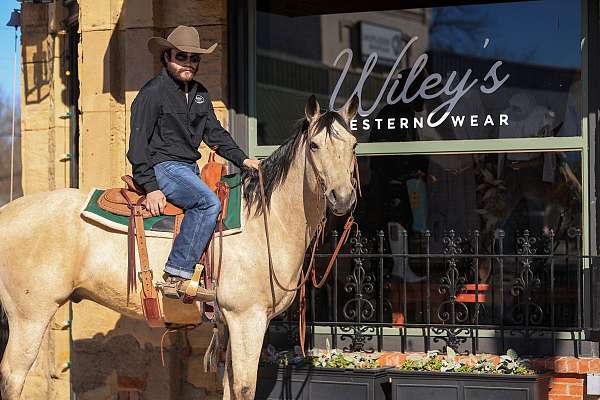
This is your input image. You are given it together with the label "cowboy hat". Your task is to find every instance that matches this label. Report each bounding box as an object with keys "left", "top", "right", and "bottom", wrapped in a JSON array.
[{"left": 147, "top": 25, "right": 218, "bottom": 55}]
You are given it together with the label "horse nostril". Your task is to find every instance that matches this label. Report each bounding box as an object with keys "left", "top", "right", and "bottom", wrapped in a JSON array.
[{"left": 330, "top": 190, "right": 337, "bottom": 202}]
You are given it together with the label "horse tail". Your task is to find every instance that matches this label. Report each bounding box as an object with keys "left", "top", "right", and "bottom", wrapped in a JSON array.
[{"left": 203, "top": 321, "right": 227, "bottom": 373}]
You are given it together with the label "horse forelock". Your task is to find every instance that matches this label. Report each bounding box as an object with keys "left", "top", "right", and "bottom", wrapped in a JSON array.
[
  {"left": 242, "top": 110, "right": 349, "bottom": 215},
  {"left": 312, "top": 111, "right": 349, "bottom": 140}
]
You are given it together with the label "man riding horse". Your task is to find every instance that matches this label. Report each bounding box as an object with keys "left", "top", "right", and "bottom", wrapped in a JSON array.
[{"left": 127, "top": 25, "right": 261, "bottom": 300}]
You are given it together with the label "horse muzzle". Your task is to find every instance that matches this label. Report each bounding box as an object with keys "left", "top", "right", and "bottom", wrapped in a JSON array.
[{"left": 326, "top": 188, "right": 356, "bottom": 216}]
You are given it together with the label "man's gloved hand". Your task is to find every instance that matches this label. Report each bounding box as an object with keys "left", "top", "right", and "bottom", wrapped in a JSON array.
[{"left": 144, "top": 189, "right": 167, "bottom": 216}]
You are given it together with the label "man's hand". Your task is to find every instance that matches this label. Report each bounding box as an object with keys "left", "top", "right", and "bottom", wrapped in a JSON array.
[
  {"left": 243, "top": 158, "right": 261, "bottom": 170},
  {"left": 144, "top": 189, "right": 166, "bottom": 217}
]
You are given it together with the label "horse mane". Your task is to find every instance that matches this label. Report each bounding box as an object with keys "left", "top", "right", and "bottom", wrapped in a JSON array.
[{"left": 242, "top": 111, "right": 349, "bottom": 215}]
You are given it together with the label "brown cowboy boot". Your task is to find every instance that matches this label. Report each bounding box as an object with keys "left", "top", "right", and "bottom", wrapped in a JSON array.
[{"left": 161, "top": 272, "right": 216, "bottom": 302}]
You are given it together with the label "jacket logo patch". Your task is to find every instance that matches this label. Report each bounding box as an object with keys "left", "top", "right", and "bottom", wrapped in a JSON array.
[{"left": 195, "top": 94, "right": 205, "bottom": 104}]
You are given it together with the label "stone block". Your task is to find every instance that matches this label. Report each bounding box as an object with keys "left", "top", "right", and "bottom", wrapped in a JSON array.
[
  {"left": 79, "top": 110, "right": 127, "bottom": 189},
  {"left": 21, "top": 29, "right": 51, "bottom": 64},
  {"left": 186, "top": 354, "right": 219, "bottom": 390},
  {"left": 79, "top": 29, "right": 116, "bottom": 112},
  {"left": 20, "top": 129, "right": 51, "bottom": 194},
  {"left": 79, "top": 0, "right": 120, "bottom": 32},
  {"left": 21, "top": 103, "right": 50, "bottom": 133},
  {"left": 21, "top": 61, "right": 51, "bottom": 112},
  {"left": 109, "top": 108, "right": 129, "bottom": 181},
  {"left": 184, "top": 324, "right": 214, "bottom": 349},
  {"left": 156, "top": 0, "right": 226, "bottom": 28},
  {"left": 194, "top": 25, "right": 227, "bottom": 100},
  {"left": 120, "top": 0, "right": 156, "bottom": 29},
  {"left": 79, "top": 31, "right": 123, "bottom": 112},
  {"left": 21, "top": 3, "right": 49, "bottom": 28},
  {"left": 71, "top": 301, "right": 167, "bottom": 347},
  {"left": 48, "top": 2, "right": 68, "bottom": 34},
  {"left": 123, "top": 28, "right": 158, "bottom": 94}
]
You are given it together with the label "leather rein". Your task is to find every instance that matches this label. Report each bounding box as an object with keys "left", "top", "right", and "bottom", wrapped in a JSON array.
[{"left": 257, "top": 141, "right": 361, "bottom": 353}]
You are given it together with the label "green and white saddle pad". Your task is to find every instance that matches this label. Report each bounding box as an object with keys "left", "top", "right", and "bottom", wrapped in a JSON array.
[{"left": 80, "top": 173, "right": 244, "bottom": 238}]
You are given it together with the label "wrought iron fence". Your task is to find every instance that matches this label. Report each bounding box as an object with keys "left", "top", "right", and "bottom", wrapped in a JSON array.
[{"left": 266, "top": 226, "right": 591, "bottom": 357}]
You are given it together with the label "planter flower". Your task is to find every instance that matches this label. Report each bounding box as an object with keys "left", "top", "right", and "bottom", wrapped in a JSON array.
[
  {"left": 307, "top": 348, "right": 381, "bottom": 369},
  {"left": 397, "top": 348, "right": 535, "bottom": 375},
  {"left": 389, "top": 349, "right": 549, "bottom": 400},
  {"left": 257, "top": 345, "right": 389, "bottom": 400}
]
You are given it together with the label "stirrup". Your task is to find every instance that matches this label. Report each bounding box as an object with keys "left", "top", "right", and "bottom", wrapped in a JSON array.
[
  {"left": 158, "top": 265, "right": 215, "bottom": 303},
  {"left": 158, "top": 276, "right": 185, "bottom": 300},
  {"left": 182, "top": 263, "right": 209, "bottom": 303}
]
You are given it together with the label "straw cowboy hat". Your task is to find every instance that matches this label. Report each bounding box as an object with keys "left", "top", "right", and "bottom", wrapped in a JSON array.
[{"left": 147, "top": 25, "right": 218, "bottom": 55}]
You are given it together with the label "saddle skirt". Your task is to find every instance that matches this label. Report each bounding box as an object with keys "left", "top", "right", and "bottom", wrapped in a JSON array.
[{"left": 97, "top": 176, "right": 184, "bottom": 219}]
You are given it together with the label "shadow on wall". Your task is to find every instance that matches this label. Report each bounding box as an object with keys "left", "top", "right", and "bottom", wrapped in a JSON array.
[
  {"left": 101, "top": 1, "right": 159, "bottom": 105},
  {"left": 70, "top": 311, "right": 216, "bottom": 399},
  {"left": 101, "top": 0, "right": 229, "bottom": 106},
  {"left": 21, "top": 3, "right": 70, "bottom": 108},
  {"left": 21, "top": 42, "right": 51, "bottom": 107}
]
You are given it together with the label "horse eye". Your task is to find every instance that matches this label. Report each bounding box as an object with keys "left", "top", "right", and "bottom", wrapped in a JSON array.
[{"left": 310, "top": 141, "right": 319, "bottom": 151}]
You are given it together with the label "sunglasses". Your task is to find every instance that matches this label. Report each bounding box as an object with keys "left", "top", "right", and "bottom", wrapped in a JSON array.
[{"left": 173, "top": 52, "right": 201, "bottom": 63}]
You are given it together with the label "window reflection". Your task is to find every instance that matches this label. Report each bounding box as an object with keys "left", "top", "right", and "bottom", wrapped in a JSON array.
[
  {"left": 317, "top": 152, "right": 582, "bottom": 328},
  {"left": 257, "top": 0, "right": 582, "bottom": 145},
  {"left": 355, "top": 151, "right": 582, "bottom": 251}
]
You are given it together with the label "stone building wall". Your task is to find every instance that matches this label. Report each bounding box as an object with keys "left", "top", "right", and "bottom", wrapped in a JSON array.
[{"left": 19, "top": 1, "right": 231, "bottom": 398}]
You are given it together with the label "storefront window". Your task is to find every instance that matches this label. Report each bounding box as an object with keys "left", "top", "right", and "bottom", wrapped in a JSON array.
[
  {"left": 313, "top": 151, "right": 582, "bottom": 328},
  {"left": 256, "top": 0, "right": 581, "bottom": 145},
  {"left": 353, "top": 151, "right": 581, "bottom": 251}
]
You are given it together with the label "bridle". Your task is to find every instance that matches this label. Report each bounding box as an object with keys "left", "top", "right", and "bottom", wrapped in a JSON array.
[{"left": 257, "top": 126, "right": 360, "bottom": 353}]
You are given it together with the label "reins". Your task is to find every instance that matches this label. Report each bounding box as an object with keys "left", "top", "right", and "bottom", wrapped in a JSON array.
[{"left": 257, "top": 146, "right": 360, "bottom": 354}]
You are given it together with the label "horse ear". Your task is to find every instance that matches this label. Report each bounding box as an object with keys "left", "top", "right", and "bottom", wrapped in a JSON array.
[
  {"left": 305, "top": 95, "right": 320, "bottom": 123},
  {"left": 341, "top": 95, "right": 359, "bottom": 123}
]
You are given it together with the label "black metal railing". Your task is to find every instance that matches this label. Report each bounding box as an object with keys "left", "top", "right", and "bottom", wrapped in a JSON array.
[{"left": 266, "top": 227, "right": 592, "bottom": 357}]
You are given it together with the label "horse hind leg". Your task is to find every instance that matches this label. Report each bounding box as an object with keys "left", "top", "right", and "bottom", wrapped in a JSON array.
[
  {"left": 222, "top": 339, "right": 233, "bottom": 400},
  {"left": 0, "top": 303, "right": 59, "bottom": 400}
]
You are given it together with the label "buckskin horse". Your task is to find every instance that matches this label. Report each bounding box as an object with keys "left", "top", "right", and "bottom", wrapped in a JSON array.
[{"left": 0, "top": 95, "right": 359, "bottom": 400}]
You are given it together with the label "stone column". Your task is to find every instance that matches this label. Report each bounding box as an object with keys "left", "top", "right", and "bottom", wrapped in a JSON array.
[{"left": 20, "top": 2, "right": 70, "bottom": 194}]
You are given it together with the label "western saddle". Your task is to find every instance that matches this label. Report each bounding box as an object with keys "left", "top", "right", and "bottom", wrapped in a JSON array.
[{"left": 97, "top": 153, "right": 230, "bottom": 327}]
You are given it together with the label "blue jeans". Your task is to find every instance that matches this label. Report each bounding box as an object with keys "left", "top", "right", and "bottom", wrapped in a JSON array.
[{"left": 153, "top": 160, "right": 221, "bottom": 279}]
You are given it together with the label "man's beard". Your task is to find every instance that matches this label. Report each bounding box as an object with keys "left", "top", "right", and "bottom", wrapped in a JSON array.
[{"left": 176, "top": 68, "right": 195, "bottom": 80}]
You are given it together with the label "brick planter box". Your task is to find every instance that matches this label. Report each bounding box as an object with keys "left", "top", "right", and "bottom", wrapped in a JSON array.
[
  {"left": 388, "top": 370, "right": 550, "bottom": 400},
  {"left": 256, "top": 364, "right": 389, "bottom": 400}
]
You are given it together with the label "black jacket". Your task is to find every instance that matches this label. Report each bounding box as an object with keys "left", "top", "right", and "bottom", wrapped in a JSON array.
[{"left": 127, "top": 68, "right": 248, "bottom": 193}]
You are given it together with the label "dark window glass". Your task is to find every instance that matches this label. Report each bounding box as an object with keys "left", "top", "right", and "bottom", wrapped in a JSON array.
[
  {"left": 308, "top": 151, "right": 582, "bottom": 333},
  {"left": 257, "top": 1, "right": 582, "bottom": 145},
  {"left": 353, "top": 152, "right": 581, "bottom": 245}
]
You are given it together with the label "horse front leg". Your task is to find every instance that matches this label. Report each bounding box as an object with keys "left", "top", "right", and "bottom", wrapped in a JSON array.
[{"left": 222, "top": 309, "right": 268, "bottom": 400}]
